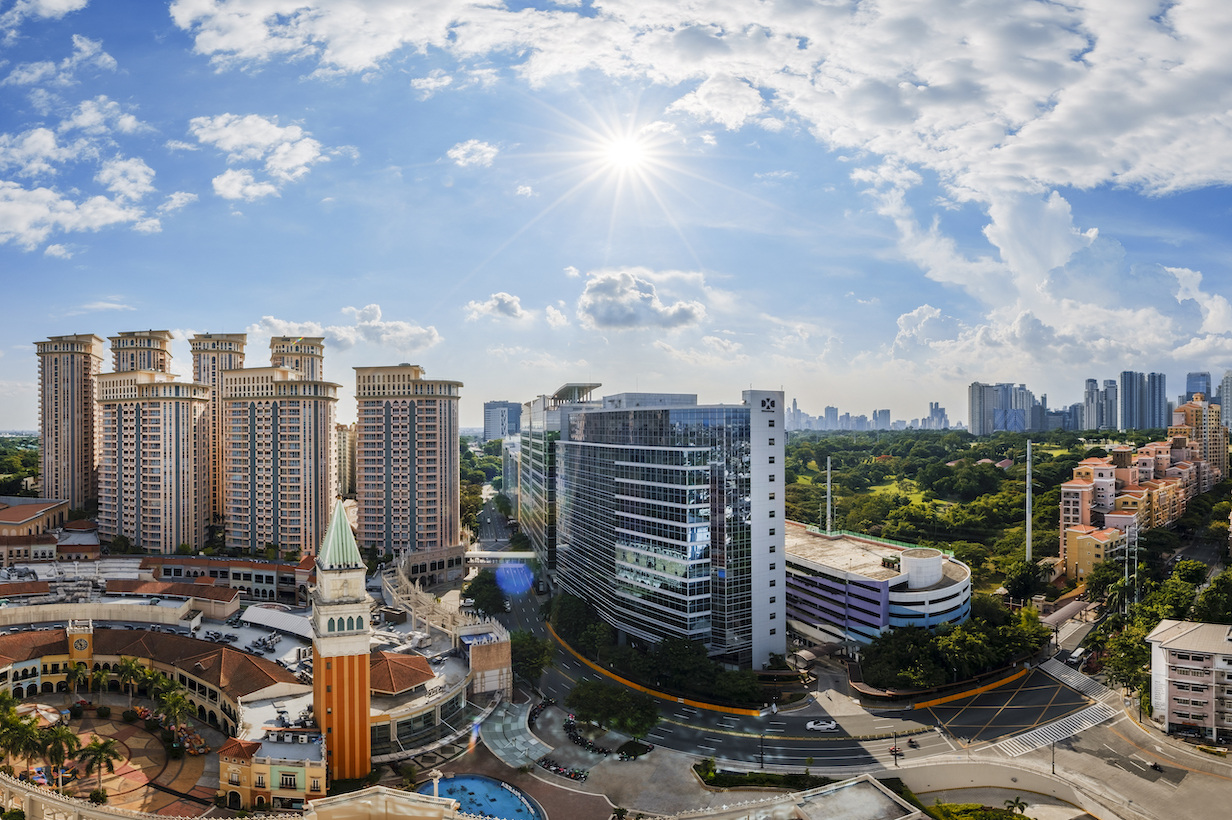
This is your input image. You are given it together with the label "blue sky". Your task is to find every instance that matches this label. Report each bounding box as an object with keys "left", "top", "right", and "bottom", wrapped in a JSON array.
[{"left": 4, "top": 0, "right": 1232, "bottom": 430}]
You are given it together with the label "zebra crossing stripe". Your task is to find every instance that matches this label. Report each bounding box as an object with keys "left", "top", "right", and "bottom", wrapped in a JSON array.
[
  {"left": 996, "top": 703, "right": 1120, "bottom": 757},
  {"left": 1040, "top": 658, "right": 1114, "bottom": 698}
]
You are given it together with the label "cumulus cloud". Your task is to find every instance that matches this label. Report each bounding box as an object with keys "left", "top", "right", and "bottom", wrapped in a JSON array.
[
  {"left": 43, "top": 243, "right": 71, "bottom": 258},
  {"left": 668, "top": 74, "right": 764, "bottom": 130},
  {"left": 247, "top": 304, "right": 441, "bottom": 354},
  {"left": 189, "top": 113, "right": 329, "bottom": 199},
  {"left": 446, "top": 139, "right": 498, "bottom": 168},
  {"left": 654, "top": 335, "right": 748, "bottom": 368},
  {"left": 0, "top": 180, "right": 146, "bottom": 249},
  {"left": 59, "top": 95, "right": 143, "bottom": 135},
  {"left": 157, "top": 191, "right": 198, "bottom": 214},
  {"left": 563, "top": 265, "right": 580, "bottom": 278},
  {"left": 515, "top": 185, "right": 534, "bottom": 197},
  {"left": 465, "top": 292, "right": 531, "bottom": 321},
  {"left": 577, "top": 267, "right": 706, "bottom": 330},
  {"left": 212, "top": 168, "right": 279, "bottom": 201},
  {"left": 411, "top": 69, "right": 452, "bottom": 98},
  {"left": 545, "top": 305, "right": 569, "bottom": 328},
  {"left": 95, "top": 157, "right": 155, "bottom": 201}
]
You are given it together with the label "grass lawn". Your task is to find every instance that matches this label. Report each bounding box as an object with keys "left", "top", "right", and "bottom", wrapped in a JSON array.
[{"left": 867, "top": 479, "right": 926, "bottom": 503}]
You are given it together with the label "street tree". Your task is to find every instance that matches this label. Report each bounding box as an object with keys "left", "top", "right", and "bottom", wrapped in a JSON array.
[{"left": 509, "top": 631, "right": 553, "bottom": 686}]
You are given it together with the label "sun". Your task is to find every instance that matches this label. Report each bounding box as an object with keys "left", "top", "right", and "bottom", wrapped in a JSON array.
[{"left": 603, "top": 136, "right": 648, "bottom": 171}]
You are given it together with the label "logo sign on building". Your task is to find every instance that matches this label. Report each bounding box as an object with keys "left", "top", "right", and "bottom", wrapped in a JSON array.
[{"left": 760, "top": 398, "right": 776, "bottom": 412}]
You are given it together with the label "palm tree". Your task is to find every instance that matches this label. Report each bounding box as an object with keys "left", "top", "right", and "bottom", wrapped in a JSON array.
[
  {"left": 1004, "top": 795, "right": 1028, "bottom": 814},
  {"left": 157, "top": 692, "right": 194, "bottom": 735},
  {"left": 90, "top": 668, "right": 111, "bottom": 702},
  {"left": 5, "top": 715, "right": 43, "bottom": 779},
  {"left": 77, "top": 735, "right": 122, "bottom": 794},
  {"left": 115, "top": 658, "right": 144, "bottom": 709},
  {"left": 41, "top": 724, "right": 81, "bottom": 791},
  {"left": 64, "top": 664, "right": 89, "bottom": 708}
]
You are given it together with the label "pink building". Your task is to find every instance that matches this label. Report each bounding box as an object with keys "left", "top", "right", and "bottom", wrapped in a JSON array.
[{"left": 1147, "top": 619, "right": 1232, "bottom": 744}]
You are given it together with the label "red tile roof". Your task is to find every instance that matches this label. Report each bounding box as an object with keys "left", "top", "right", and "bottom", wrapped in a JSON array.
[
  {"left": 0, "top": 501, "right": 63, "bottom": 524},
  {"left": 0, "top": 581, "right": 50, "bottom": 598},
  {"left": 369, "top": 650, "right": 435, "bottom": 695},
  {"left": 217, "top": 737, "right": 262, "bottom": 760},
  {"left": 62, "top": 520, "right": 97, "bottom": 531},
  {"left": 106, "top": 579, "right": 239, "bottom": 602}
]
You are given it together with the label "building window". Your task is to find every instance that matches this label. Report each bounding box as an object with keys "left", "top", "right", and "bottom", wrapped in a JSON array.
[
  {"left": 768, "top": 492, "right": 775, "bottom": 500},
  {"left": 768, "top": 438, "right": 775, "bottom": 446},
  {"left": 229, "top": 774, "right": 240, "bottom": 785},
  {"left": 768, "top": 420, "right": 775, "bottom": 427},
  {"left": 769, "top": 528, "right": 776, "bottom": 536},
  {"left": 770, "top": 579, "right": 776, "bottom": 587},
  {"left": 770, "top": 596, "right": 776, "bottom": 603},
  {"left": 280, "top": 773, "right": 297, "bottom": 789},
  {"left": 311, "top": 779, "right": 321, "bottom": 792},
  {"left": 255, "top": 776, "right": 265, "bottom": 788},
  {"left": 769, "top": 510, "right": 775, "bottom": 518},
  {"left": 770, "top": 563, "right": 776, "bottom": 571},
  {"left": 769, "top": 475, "right": 775, "bottom": 482},
  {"left": 770, "top": 628, "right": 776, "bottom": 635},
  {"left": 770, "top": 612, "right": 777, "bottom": 619},
  {"left": 769, "top": 456, "right": 775, "bottom": 464}
]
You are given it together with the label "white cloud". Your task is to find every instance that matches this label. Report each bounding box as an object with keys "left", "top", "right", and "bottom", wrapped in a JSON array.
[
  {"left": 411, "top": 69, "right": 452, "bottom": 98},
  {"left": 95, "top": 157, "right": 155, "bottom": 201},
  {"left": 563, "top": 265, "right": 580, "bottom": 278},
  {"left": 0, "top": 180, "right": 146, "bottom": 249},
  {"left": 164, "top": 140, "right": 199, "bottom": 152},
  {"left": 577, "top": 267, "right": 707, "bottom": 330},
  {"left": 465, "top": 292, "right": 531, "bottom": 321},
  {"left": 545, "top": 305, "right": 568, "bottom": 328},
  {"left": 0, "top": 127, "right": 84, "bottom": 177},
  {"left": 157, "top": 191, "right": 198, "bottom": 214},
  {"left": 446, "top": 139, "right": 497, "bottom": 168},
  {"left": 515, "top": 185, "right": 534, "bottom": 197},
  {"left": 654, "top": 336, "right": 748, "bottom": 368},
  {"left": 43, "top": 243, "right": 71, "bottom": 258},
  {"left": 59, "top": 95, "right": 142, "bottom": 135},
  {"left": 669, "top": 74, "right": 765, "bottom": 130},
  {"left": 247, "top": 304, "right": 441, "bottom": 355},
  {"left": 1168, "top": 266, "right": 1232, "bottom": 337},
  {"left": 212, "top": 169, "right": 279, "bottom": 201},
  {"left": 190, "top": 113, "right": 328, "bottom": 199},
  {"left": 65, "top": 299, "right": 136, "bottom": 316},
  {"left": 2, "top": 30, "right": 103, "bottom": 79}
]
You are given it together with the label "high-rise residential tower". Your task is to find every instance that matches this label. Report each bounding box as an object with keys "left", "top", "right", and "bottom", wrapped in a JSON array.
[
  {"left": 35, "top": 334, "right": 105, "bottom": 509},
  {"left": 109, "top": 330, "right": 173, "bottom": 373},
  {"left": 354, "top": 365, "right": 463, "bottom": 582},
  {"left": 222, "top": 340, "right": 338, "bottom": 558},
  {"left": 191, "top": 333, "right": 247, "bottom": 524},
  {"left": 334, "top": 422, "right": 356, "bottom": 498},
  {"left": 1171, "top": 393, "right": 1227, "bottom": 489},
  {"left": 555, "top": 390, "right": 786, "bottom": 669},
  {"left": 96, "top": 369, "right": 210, "bottom": 553},
  {"left": 1186, "top": 371, "right": 1212, "bottom": 402}
]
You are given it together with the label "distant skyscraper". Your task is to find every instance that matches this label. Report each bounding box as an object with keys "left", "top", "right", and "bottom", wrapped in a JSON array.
[
  {"left": 35, "top": 334, "right": 105, "bottom": 509},
  {"left": 191, "top": 333, "right": 247, "bottom": 525},
  {"left": 824, "top": 406, "right": 838, "bottom": 430},
  {"left": 1186, "top": 371, "right": 1212, "bottom": 400},
  {"left": 334, "top": 422, "right": 356, "bottom": 498},
  {"left": 1147, "top": 372, "right": 1168, "bottom": 428},
  {"left": 1102, "top": 379, "right": 1118, "bottom": 431},
  {"left": 483, "top": 400, "right": 522, "bottom": 441},
  {"left": 354, "top": 364, "right": 462, "bottom": 576}
]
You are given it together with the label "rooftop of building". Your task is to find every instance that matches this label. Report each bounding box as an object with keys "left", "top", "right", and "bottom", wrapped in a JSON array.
[
  {"left": 784, "top": 522, "right": 967, "bottom": 590},
  {"left": 1146, "top": 619, "right": 1232, "bottom": 655},
  {"left": 0, "top": 499, "right": 65, "bottom": 524},
  {"left": 106, "top": 579, "right": 240, "bottom": 603}
]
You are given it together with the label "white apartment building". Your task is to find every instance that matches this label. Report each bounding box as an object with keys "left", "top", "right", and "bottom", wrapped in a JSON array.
[
  {"left": 335, "top": 422, "right": 356, "bottom": 498},
  {"left": 354, "top": 365, "right": 464, "bottom": 584},
  {"left": 35, "top": 334, "right": 105, "bottom": 510},
  {"left": 1147, "top": 619, "right": 1232, "bottom": 744},
  {"left": 222, "top": 343, "right": 338, "bottom": 559}
]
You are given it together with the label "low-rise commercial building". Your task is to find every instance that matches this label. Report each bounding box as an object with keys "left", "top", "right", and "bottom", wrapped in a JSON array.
[{"left": 784, "top": 522, "right": 972, "bottom": 649}]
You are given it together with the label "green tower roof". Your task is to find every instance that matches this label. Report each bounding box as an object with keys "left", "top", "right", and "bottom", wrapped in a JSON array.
[{"left": 317, "top": 500, "right": 364, "bottom": 571}]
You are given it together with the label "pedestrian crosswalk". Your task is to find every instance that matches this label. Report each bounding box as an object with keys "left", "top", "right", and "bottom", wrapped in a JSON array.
[
  {"left": 1040, "top": 658, "right": 1115, "bottom": 699},
  {"left": 995, "top": 702, "right": 1120, "bottom": 757}
]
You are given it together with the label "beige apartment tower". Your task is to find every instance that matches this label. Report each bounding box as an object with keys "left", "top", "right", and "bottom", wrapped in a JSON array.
[
  {"left": 191, "top": 333, "right": 247, "bottom": 524},
  {"left": 96, "top": 369, "right": 211, "bottom": 553},
  {"left": 109, "top": 330, "right": 173, "bottom": 373},
  {"left": 334, "top": 422, "right": 356, "bottom": 498},
  {"left": 354, "top": 365, "right": 463, "bottom": 581},
  {"left": 270, "top": 336, "right": 324, "bottom": 381},
  {"left": 35, "top": 334, "right": 106, "bottom": 509},
  {"left": 222, "top": 340, "right": 338, "bottom": 559}
]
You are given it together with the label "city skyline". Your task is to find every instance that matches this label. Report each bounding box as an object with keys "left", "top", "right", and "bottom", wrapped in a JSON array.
[{"left": 5, "top": 2, "right": 1232, "bottom": 430}]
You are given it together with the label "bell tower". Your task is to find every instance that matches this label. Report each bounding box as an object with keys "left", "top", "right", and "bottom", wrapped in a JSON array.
[
  {"left": 311, "top": 501, "right": 373, "bottom": 780},
  {"left": 67, "top": 619, "right": 93, "bottom": 664}
]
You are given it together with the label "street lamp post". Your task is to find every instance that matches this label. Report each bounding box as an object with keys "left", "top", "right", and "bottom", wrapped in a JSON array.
[
  {"left": 893, "top": 731, "right": 898, "bottom": 768},
  {"left": 759, "top": 733, "right": 765, "bottom": 768},
  {"left": 1051, "top": 739, "right": 1055, "bottom": 774}
]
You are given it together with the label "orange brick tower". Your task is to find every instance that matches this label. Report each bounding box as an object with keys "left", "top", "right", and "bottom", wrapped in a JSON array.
[{"left": 312, "top": 501, "right": 373, "bottom": 780}]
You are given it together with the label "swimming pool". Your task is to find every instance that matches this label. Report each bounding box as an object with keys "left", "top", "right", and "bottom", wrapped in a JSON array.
[{"left": 418, "top": 773, "right": 545, "bottom": 820}]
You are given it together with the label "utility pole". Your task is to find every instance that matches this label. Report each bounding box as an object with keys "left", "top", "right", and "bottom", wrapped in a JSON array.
[
  {"left": 759, "top": 733, "right": 765, "bottom": 768},
  {"left": 1025, "top": 440, "right": 1033, "bottom": 563},
  {"left": 826, "top": 456, "right": 832, "bottom": 535}
]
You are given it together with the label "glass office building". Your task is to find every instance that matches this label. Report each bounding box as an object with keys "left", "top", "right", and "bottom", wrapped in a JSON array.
[{"left": 556, "top": 391, "right": 785, "bottom": 669}]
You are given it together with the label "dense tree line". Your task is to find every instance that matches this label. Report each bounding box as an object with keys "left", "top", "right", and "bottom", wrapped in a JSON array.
[
  {"left": 549, "top": 592, "right": 763, "bottom": 706},
  {"left": 0, "top": 436, "right": 39, "bottom": 496},
  {"left": 859, "top": 595, "right": 1050, "bottom": 690},
  {"left": 564, "top": 679, "right": 660, "bottom": 737}
]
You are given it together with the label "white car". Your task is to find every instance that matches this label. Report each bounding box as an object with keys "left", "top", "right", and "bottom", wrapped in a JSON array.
[{"left": 805, "top": 719, "right": 838, "bottom": 732}]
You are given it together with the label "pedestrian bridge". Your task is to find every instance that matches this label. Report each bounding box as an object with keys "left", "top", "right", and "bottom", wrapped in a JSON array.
[{"left": 466, "top": 550, "right": 536, "bottom": 564}]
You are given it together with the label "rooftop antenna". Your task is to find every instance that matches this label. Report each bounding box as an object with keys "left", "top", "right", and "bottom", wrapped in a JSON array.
[{"left": 1025, "top": 440, "right": 1033, "bottom": 563}]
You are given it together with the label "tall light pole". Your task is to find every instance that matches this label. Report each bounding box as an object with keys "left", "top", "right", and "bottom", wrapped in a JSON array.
[
  {"left": 759, "top": 733, "right": 765, "bottom": 768},
  {"left": 1025, "top": 440, "right": 1033, "bottom": 562}
]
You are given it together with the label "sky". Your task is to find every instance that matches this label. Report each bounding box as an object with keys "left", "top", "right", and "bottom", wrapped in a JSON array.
[{"left": 4, "top": 0, "right": 1232, "bottom": 431}]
